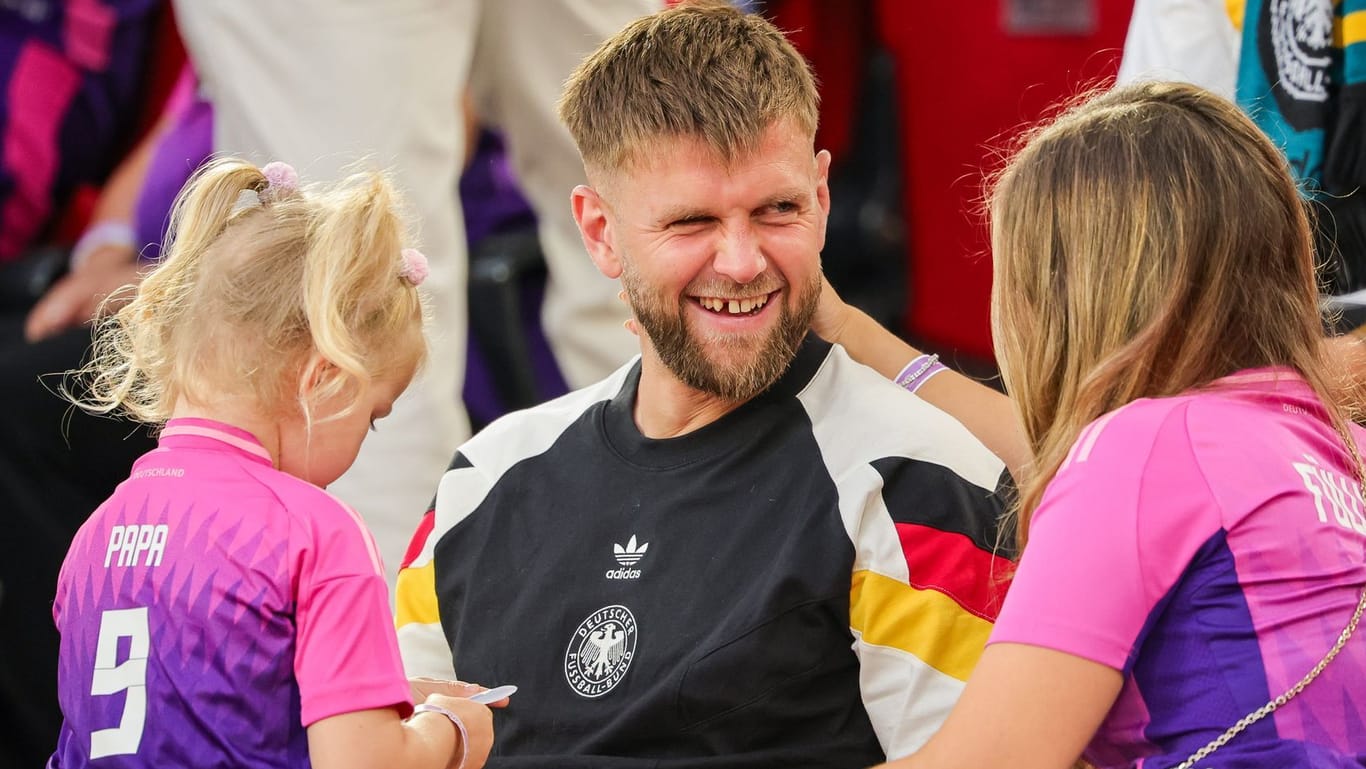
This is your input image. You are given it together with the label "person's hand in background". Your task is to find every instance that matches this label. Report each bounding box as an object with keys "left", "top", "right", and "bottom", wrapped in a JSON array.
[{"left": 24, "top": 241, "right": 142, "bottom": 342}]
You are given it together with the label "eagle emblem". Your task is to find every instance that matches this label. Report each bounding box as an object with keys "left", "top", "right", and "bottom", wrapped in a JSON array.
[{"left": 564, "top": 605, "right": 638, "bottom": 698}]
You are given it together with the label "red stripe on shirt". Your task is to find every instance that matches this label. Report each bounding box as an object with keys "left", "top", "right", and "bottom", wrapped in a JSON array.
[
  {"left": 400, "top": 510, "right": 435, "bottom": 569},
  {"left": 896, "top": 521, "right": 1012, "bottom": 622}
]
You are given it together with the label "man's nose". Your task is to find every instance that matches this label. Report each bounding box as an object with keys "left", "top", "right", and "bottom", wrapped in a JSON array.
[{"left": 712, "top": 222, "right": 766, "bottom": 285}]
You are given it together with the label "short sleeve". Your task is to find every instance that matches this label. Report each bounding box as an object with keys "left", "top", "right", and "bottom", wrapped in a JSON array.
[
  {"left": 847, "top": 442, "right": 1009, "bottom": 756},
  {"left": 989, "top": 402, "right": 1223, "bottom": 672},
  {"left": 294, "top": 499, "right": 412, "bottom": 726},
  {"left": 396, "top": 452, "right": 488, "bottom": 679}
]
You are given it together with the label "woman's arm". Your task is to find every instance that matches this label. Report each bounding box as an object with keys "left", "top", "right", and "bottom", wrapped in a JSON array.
[
  {"left": 880, "top": 643, "right": 1122, "bottom": 769},
  {"left": 813, "top": 278, "right": 1030, "bottom": 477}
]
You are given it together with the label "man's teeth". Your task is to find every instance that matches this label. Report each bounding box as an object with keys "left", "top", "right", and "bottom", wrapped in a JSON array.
[{"left": 699, "top": 295, "right": 768, "bottom": 314}]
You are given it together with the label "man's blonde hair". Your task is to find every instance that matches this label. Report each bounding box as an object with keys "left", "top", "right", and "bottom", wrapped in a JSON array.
[{"left": 558, "top": 0, "right": 819, "bottom": 175}]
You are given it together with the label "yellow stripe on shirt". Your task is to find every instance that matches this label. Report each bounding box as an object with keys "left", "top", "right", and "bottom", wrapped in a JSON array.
[
  {"left": 850, "top": 570, "right": 993, "bottom": 682},
  {"left": 394, "top": 560, "right": 439, "bottom": 629},
  {"left": 1340, "top": 10, "right": 1366, "bottom": 47}
]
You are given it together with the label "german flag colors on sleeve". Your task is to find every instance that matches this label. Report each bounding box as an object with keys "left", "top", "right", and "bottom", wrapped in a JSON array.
[
  {"left": 395, "top": 508, "right": 454, "bottom": 679},
  {"left": 395, "top": 452, "right": 492, "bottom": 680},
  {"left": 845, "top": 459, "right": 1010, "bottom": 757},
  {"left": 797, "top": 346, "right": 1009, "bottom": 759}
]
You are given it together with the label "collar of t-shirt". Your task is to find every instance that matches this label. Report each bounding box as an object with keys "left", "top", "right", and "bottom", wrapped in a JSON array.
[{"left": 158, "top": 417, "right": 273, "bottom": 466}]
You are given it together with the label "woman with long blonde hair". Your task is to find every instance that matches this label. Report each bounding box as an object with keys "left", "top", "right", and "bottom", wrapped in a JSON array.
[{"left": 821, "top": 81, "right": 1366, "bottom": 767}]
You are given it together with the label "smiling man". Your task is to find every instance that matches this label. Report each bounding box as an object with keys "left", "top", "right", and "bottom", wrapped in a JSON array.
[{"left": 395, "top": 4, "right": 1007, "bottom": 767}]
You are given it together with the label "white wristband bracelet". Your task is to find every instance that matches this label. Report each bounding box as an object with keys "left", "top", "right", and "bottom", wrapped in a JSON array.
[
  {"left": 412, "top": 702, "right": 469, "bottom": 769},
  {"left": 70, "top": 221, "right": 136, "bottom": 271}
]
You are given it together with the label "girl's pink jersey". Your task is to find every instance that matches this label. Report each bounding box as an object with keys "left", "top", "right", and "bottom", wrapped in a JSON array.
[
  {"left": 49, "top": 418, "right": 411, "bottom": 768},
  {"left": 993, "top": 369, "right": 1366, "bottom": 768}
]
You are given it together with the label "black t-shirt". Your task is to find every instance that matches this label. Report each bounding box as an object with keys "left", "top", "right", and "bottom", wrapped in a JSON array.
[{"left": 399, "top": 336, "right": 1008, "bottom": 768}]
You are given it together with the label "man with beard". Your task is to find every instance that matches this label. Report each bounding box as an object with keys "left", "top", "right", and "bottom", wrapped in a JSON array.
[{"left": 394, "top": 4, "right": 1006, "bottom": 767}]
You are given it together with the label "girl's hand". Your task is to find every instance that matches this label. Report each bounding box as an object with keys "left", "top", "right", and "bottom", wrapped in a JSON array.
[
  {"left": 809, "top": 275, "right": 852, "bottom": 345},
  {"left": 24, "top": 245, "right": 143, "bottom": 342},
  {"left": 617, "top": 289, "right": 640, "bottom": 337},
  {"left": 307, "top": 695, "right": 494, "bottom": 769}
]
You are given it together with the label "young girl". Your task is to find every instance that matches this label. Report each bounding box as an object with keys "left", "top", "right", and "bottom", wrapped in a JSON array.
[
  {"left": 49, "top": 158, "right": 493, "bottom": 769},
  {"left": 823, "top": 81, "right": 1366, "bottom": 767}
]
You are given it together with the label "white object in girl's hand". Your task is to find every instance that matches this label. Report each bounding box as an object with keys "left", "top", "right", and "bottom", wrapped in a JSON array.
[{"left": 467, "top": 685, "right": 517, "bottom": 704}]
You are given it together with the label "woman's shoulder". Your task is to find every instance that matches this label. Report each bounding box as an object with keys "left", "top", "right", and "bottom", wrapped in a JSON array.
[
  {"left": 1061, "top": 373, "right": 1340, "bottom": 521},
  {"left": 1063, "top": 394, "right": 1200, "bottom": 471},
  {"left": 1072, "top": 373, "right": 1309, "bottom": 465}
]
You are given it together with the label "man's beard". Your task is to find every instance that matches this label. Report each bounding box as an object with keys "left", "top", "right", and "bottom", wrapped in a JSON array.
[{"left": 622, "top": 264, "right": 820, "bottom": 402}]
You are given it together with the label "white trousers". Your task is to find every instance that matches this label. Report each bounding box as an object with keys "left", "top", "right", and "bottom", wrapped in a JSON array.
[
  {"left": 1117, "top": 0, "right": 1239, "bottom": 99},
  {"left": 174, "top": 0, "right": 655, "bottom": 591}
]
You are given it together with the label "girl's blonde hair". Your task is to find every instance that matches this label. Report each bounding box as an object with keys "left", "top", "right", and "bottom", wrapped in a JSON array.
[
  {"left": 74, "top": 157, "right": 427, "bottom": 425},
  {"left": 991, "top": 81, "right": 1364, "bottom": 549}
]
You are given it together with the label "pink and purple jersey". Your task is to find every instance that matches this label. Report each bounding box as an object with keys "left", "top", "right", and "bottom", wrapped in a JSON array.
[
  {"left": 49, "top": 418, "right": 411, "bottom": 768},
  {"left": 992, "top": 369, "right": 1366, "bottom": 767}
]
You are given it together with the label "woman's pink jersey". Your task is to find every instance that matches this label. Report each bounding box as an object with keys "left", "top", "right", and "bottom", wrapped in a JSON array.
[{"left": 993, "top": 369, "right": 1366, "bottom": 768}]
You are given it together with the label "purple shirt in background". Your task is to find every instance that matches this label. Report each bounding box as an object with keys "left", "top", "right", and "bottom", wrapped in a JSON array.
[
  {"left": 132, "top": 65, "right": 211, "bottom": 261},
  {"left": 459, "top": 128, "right": 536, "bottom": 246}
]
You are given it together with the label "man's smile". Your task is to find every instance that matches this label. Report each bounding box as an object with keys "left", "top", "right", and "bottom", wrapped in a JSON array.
[{"left": 691, "top": 289, "right": 780, "bottom": 317}]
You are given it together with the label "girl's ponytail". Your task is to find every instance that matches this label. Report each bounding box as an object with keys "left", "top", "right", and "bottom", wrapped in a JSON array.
[
  {"left": 70, "top": 157, "right": 426, "bottom": 431},
  {"left": 302, "top": 172, "right": 402, "bottom": 408},
  {"left": 73, "top": 158, "right": 271, "bottom": 422}
]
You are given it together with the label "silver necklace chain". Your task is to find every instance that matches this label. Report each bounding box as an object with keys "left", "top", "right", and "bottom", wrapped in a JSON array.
[{"left": 1174, "top": 585, "right": 1366, "bottom": 769}]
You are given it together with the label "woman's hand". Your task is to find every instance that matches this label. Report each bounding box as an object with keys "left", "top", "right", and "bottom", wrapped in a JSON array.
[{"left": 24, "top": 245, "right": 142, "bottom": 342}]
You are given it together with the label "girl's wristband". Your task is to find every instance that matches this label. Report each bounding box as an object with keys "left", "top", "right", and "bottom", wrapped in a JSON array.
[{"left": 412, "top": 702, "right": 469, "bottom": 769}]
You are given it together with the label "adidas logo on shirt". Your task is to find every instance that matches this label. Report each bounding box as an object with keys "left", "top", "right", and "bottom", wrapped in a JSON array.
[{"left": 606, "top": 535, "right": 648, "bottom": 580}]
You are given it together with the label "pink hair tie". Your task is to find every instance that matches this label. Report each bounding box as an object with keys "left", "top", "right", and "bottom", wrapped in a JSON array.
[
  {"left": 399, "top": 248, "right": 429, "bottom": 286},
  {"left": 260, "top": 161, "right": 299, "bottom": 201}
]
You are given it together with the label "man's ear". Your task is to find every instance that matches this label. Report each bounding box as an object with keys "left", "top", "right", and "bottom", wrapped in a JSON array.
[
  {"left": 815, "top": 149, "right": 832, "bottom": 217},
  {"left": 814, "top": 149, "right": 833, "bottom": 246},
  {"left": 571, "top": 185, "right": 622, "bottom": 279}
]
